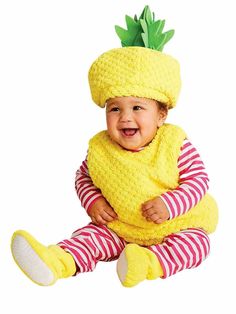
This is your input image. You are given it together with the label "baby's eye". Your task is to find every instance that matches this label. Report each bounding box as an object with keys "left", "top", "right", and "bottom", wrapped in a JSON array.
[
  {"left": 110, "top": 107, "right": 120, "bottom": 112},
  {"left": 133, "top": 105, "right": 142, "bottom": 111}
]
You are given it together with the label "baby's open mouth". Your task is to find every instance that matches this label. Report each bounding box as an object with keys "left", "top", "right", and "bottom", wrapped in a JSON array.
[{"left": 121, "top": 128, "right": 139, "bottom": 136}]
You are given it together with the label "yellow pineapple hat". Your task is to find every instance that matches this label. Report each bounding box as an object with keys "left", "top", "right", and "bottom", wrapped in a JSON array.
[{"left": 88, "top": 5, "right": 181, "bottom": 109}]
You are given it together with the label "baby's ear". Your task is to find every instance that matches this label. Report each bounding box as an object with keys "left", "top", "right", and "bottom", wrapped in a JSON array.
[
  {"left": 162, "top": 106, "right": 168, "bottom": 115},
  {"left": 160, "top": 103, "right": 168, "bottom": 117},
  {"left": 157, "top": 103, "right": 168, "bottom": 127}
]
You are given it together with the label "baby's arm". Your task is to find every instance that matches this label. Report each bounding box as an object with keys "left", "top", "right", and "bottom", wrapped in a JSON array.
[
  {"left": 75, "top": 156, "right": 117, "bottom": 224},
  {"left": 161, "top": 139, "right": 209, "bottom": 219},
  {"left": 142, "top": 139, "right": 209, "bottom": 223},
  {"left": 75, "top": 156, "right": 103, "bottom": 212}
]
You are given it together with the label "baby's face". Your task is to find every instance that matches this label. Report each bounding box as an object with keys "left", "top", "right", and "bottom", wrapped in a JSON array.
[{"left": 106, "top": 96, "right": 167, "bottom": 150}]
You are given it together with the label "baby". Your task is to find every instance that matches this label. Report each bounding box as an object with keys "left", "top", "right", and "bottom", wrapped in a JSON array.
[{"left": 11, "top": 6, "right": 218, "bottom": 287}]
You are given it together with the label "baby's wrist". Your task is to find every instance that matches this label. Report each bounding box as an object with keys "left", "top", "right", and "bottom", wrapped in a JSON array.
[
  {"left": 87, "top": 196, "right": 105, "bottom": 214},
  {"left": 159, "top": 195, "right": 172, "bottom": 220}
]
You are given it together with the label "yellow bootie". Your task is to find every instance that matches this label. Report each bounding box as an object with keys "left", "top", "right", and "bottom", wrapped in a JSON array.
[
  {"left": 11, "top": 230, "right": 76, "bottom": 286},
  {"left": 117, "top": 244, "right": 163, "bottom": 287}
]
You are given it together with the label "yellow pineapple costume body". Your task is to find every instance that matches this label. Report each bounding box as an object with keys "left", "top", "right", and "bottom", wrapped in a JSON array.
[{"left": 87, "top": 124, "right": 218, "bottom": 246}]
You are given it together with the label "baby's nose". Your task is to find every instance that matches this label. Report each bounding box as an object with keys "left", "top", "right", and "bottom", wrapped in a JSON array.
[{"left": 120, "top": 110, "right": 132, "bottom": 122}]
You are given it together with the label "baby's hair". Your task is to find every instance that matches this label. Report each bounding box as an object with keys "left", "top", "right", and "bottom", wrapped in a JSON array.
[{"left": 155, "top": 100, "right": 168, "bottom": 112}]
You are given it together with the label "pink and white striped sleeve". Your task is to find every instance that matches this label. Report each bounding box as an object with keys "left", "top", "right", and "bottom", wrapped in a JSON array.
[
  {"left": 75, "top": 156, "right": 103, "bottom": 213},
  {"left": 160, "top": 139, "right": 209, "bottom": 219}
]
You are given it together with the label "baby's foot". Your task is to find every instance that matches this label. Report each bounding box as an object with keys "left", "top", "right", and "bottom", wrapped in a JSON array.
[
  {"left": 11, "top": 230, "right": 76, "bottom": 286},
  {"left": 117, "top": 243, "right": 163, "bottom": 287}
]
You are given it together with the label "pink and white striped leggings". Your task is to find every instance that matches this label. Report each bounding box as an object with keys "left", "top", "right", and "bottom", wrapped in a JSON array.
[{"left": 58, "top": 223, "right": 210, "bottom": 278}]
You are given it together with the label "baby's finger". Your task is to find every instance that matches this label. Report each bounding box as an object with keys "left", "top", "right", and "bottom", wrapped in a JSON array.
[
  {"left": 90, "top": 216, "right": 97, "bottom": 224},
  {"left": 104, "top": 207, "right": 118, "bottom": 218},
  {"left": 147, "top": 213, "right": 161, "bottom": 222},
  {"left": 101, "top": 211, "right": 115, "bottom": 222},
  {"left": 142, "top": 202, "right": 153, "bottom": 211},
  {"left": 149, "top": 214, "right": 164, "bottom": 224},
  {"left": 94, "top": 215, "right": 107, "bottom": 225},
  {"left": 154, "top": 218, "right": 164, "bottom": 224},
  {"left": 142, "top": 207, "right": 156, "bottom": 217},
  {"left": 91, "top": 217, "right": 102, "bottom": 226}
]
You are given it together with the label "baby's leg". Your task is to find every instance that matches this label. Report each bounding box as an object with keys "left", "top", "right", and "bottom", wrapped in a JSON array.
[
  {"left": 11, "top": 224, "right": 125, "bottom": 286},
  {"left": 149, "top": 228, "right": 210, "bottom": 278},
  {"left": 58, "top": 223, "right": 126, "bottom": 274}
]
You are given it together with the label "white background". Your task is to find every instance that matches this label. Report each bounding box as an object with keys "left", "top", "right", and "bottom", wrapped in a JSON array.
[{"left": 0, "top": 0, "right": 235, "bottom": 313}]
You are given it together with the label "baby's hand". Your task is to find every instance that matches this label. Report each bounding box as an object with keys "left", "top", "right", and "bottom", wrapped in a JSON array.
[
  {"left": 141, "top": 197, "right": 169, "bottom": 224},
  {"left": 88, "top": 197, "right": 118, "bottom": 225}
]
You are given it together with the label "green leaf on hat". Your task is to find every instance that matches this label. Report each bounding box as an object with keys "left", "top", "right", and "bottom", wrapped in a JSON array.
[
  {"left": 154, "top": 30, "right": 175, "bottom": 51},
  {"left": 115, "top": 15, "right": 144, "bottom": 47},
  {"left": 140, "top": 19, "right": 149, "bottom": 47},
  {"left": 115, "top": 5, "right": 175, "bottom": 51},
  {"left": 150, "top": 20, "right": 165, "bottom": 38}
]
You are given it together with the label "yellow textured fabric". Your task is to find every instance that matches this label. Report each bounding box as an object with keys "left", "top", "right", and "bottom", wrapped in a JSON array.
[
  {"left": 87, "top": 124, "right": 218, "bottom": 246},
  {"left": 88, "top": 47, "right": 181, "bottom": 108}
]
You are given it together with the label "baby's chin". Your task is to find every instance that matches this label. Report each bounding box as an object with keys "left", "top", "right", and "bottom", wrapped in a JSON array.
[
  {"left": 121, "top": 145, "right": 141, "bottom": 151},
  {"left": 118, "top": 140, "right": 147, "bottom": 151},
  {"left": 120, "top": 139, "right": 154, "bottom": 151},
  {"left": 114, "top": 139, "right": 142, "bottom": 151}
]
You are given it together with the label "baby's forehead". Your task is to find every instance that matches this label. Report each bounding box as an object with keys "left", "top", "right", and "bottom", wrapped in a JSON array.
[
  {"left": 106, "top": 96, "right": 156, "bottom": 106},
  {"left": 107, "top": 96, "right": 140, "bottom": 102}
]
